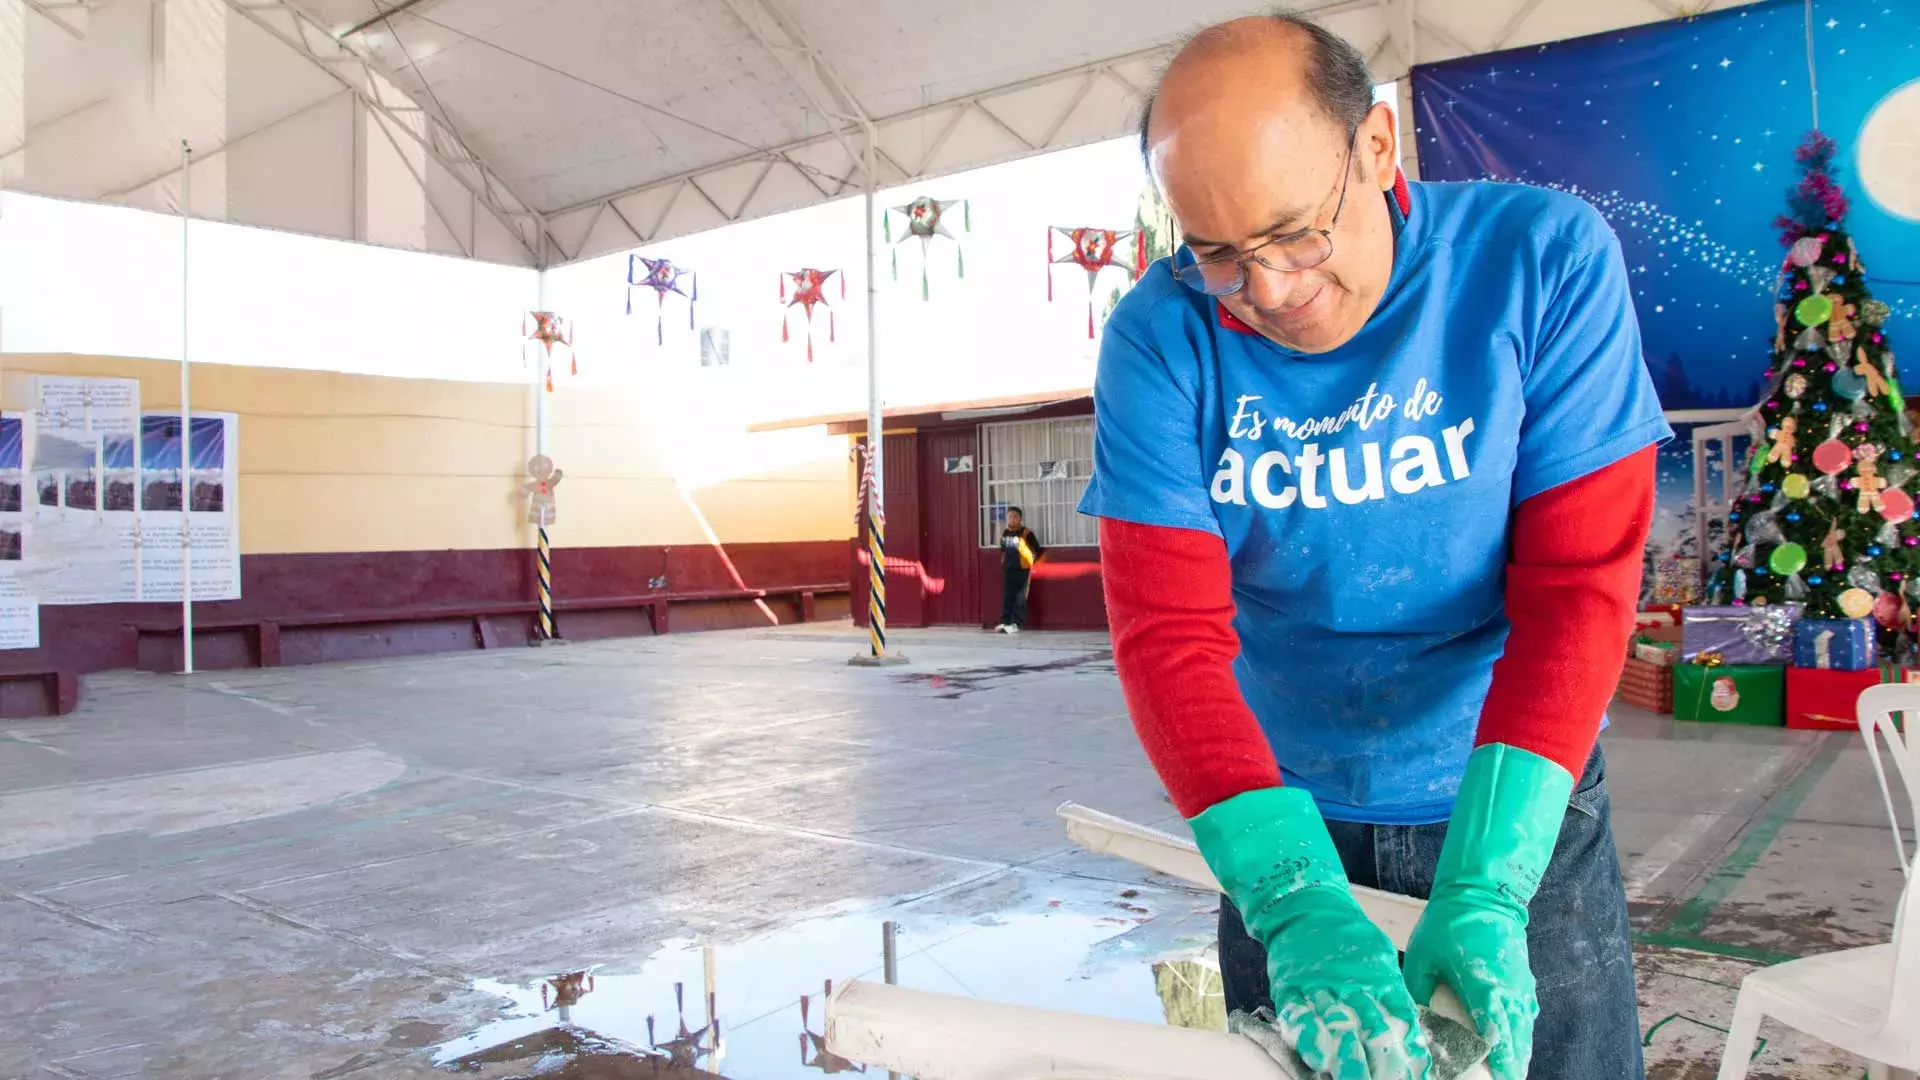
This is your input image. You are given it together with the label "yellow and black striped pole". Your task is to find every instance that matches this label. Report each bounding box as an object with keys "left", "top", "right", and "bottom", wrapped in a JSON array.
[
  {"left": 536, "top": 523, "right": 555, "bottom": 641},
  {"left": 864, "top": 450, "right": 887, "bottom": 657},
  {"left": 848, "top": 128, "right": 904, "bottom": 667}
]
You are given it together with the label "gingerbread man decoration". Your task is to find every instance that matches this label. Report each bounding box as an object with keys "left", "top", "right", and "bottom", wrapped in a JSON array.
[
  {"left": 1856, "top": 350, "right": 1891, "bottom": 398},
  {"left": 1824, "top": 522, "right": 1848, "bottom": 570},
  {"left": 1774, "top": 302, "right": 1789, "bottom": 354},
  {"left": 1856, "top": 459, "right": 1889, "bottom": 515},
  {"left": 1829, "top": 300, "right": 1857, "bottom": 345},
  {"left": 1765, "top": 416, "right": 1797, "bottom": 466},
  {"left": 522, "top": 454, "right": 563, "bottom": 526}
]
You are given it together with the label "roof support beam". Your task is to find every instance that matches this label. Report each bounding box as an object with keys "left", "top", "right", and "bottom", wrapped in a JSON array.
[
  {"left": 719, "top": 0, "right": 875, "bottom": 185},
  {"left": 23, "top": 0, "right": 87, "bottom": 38},
  {"left": 220, "top": 0, "right": 542, "bottom": 265},
  {"left": 337, "top": 0, "right": 438, "bottom": 39}
]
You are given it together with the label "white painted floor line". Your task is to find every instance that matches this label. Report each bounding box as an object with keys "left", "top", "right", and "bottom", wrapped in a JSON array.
[{"left": 1625, "top": 812, "right": 1724, "bottom": 901}]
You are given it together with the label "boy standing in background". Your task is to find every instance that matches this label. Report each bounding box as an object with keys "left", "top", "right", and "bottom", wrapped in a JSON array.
[{"left": 995, "top": 507, "right": 1044, "bottom": 633}]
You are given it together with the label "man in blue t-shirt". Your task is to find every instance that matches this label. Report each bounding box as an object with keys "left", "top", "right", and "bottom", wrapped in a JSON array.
[{"left": 1079, "top": 14, "right": 1667, "bottom": 1080}]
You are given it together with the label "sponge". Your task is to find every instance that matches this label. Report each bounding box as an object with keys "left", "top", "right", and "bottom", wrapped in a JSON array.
[{"left": 1228, "top": 1005, "right": 1491, "bottom": 1080}]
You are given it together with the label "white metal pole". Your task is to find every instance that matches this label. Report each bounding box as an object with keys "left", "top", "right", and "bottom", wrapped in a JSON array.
[
  {"left": 180, "top": 140, "right": 194, "bottom": 675},
  {"left": 861, "top": 130, "right": 889, "bottom": 660},
  {"left": 535, "top": 228, "right": 548, "bottom": 458}
]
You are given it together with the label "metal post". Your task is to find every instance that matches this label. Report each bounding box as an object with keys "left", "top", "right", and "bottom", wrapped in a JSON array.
[
  {"left": 850, "top": 127, "right": 905, "bottom": 667},
  {"left": 532, "top": 226, "right": 558, "bottom": 644},
  {"left": 179, "top": 140, "right": 194, "bottom": 675},
  {"left": 882, "top": 919, "right": 899, "bottom": 1080}
]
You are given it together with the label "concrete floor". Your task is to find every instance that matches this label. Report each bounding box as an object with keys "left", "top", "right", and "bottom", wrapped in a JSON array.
[{"left": 1, "top": 625, "right": 1908, "bottom": 1080}]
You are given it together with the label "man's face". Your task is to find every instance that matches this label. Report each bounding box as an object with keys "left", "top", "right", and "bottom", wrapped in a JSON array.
[
  {"left": 1152, "top": 102, "right": 1398, "bottom": 353},
  {"left": 1006, "top": 511, "right": 1023, "bottom": 531}
]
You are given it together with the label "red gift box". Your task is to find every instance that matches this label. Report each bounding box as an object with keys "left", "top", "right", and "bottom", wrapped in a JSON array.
[{"left": 1785, "top": 666, "right": 1915, "bottom": 731}]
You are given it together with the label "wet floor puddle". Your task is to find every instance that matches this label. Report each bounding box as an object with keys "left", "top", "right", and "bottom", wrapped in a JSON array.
[
  {"left": 433, "top": 877, "right": 1216, "bottom": 1078},
  {"left": 898, "top": 652, "right": 1115, "bottom": 698}
]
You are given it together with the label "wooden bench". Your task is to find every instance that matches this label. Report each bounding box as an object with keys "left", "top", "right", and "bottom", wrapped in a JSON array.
[
  {"left": 0, "top": 669, "right": 79, "bottom": 715},
  {"left": 127, "top": 582, "right": 850, "bottom": 664}
]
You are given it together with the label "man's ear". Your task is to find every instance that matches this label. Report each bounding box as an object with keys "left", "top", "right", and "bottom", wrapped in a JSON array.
[{"left": 1362, "top": 101, "right": 1399, "bottom": 190}]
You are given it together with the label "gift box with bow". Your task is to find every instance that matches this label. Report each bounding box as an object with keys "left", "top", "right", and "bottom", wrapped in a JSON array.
[{"left": 1681, "top": 604, "right": 1802, "bottom": 666}]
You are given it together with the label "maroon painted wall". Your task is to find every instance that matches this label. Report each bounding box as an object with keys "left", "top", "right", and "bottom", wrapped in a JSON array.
[
  {"left": 850, "top": 406, "right": 1109, "bottom": 632},
  {"left": 5, "top": 539, "right": 848, "bottom": 717},
  {"left": 917, "top": 427, "right": 984, "bottom": 625}
]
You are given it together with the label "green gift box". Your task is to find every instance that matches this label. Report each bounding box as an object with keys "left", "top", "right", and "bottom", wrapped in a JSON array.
[{"left": 1674, "top": 662, "right": 1785, "bottom": 726}]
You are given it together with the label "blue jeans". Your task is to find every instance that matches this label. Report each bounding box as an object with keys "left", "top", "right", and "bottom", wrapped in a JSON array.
[{"left": 1218, "top": 747, "right": 1643, "bottom": 1080}]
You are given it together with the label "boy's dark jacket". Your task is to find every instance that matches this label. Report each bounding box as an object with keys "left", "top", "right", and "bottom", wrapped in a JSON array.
[{"left": 1000, "top": 526, "right": 1044, "bottom": 572}]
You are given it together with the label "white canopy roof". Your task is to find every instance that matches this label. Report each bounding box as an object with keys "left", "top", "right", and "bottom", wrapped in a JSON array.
[{"left": 1, "top": 0, "right": 1752, "bottom": 268}]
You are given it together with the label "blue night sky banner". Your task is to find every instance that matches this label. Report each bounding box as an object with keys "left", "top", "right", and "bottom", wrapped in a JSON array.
[{"left": 1412, "top": 0, "right": 1918, "bottom": 413}]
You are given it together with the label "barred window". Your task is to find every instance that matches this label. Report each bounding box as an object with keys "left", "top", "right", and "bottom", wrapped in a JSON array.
[{"left": 977, "top": 417, "right": 1096, "bottom": 548}]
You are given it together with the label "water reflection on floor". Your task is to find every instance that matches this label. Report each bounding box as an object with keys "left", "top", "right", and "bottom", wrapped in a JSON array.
[{"left": 433, "top": 875, "right": 1218, "bottom": 1079}]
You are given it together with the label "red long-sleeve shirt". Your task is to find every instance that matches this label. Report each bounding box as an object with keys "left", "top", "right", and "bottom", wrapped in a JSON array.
[{"left": 1103, "top": 445, "right": 1656, "bottom": 818}]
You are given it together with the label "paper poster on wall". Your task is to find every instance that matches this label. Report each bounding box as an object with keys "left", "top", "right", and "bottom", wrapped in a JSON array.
[
  {"left": 133, "top": 412, "right": 240, "bottom": 602},
  {"left": 0, "top": 415, "right": 38, "bottom": 648},
  {"left": 31, "top": 376, "right": 140, "bottom": 513},
  {"left": 12, "top": 399, "right": 240, "bottom": 606}
]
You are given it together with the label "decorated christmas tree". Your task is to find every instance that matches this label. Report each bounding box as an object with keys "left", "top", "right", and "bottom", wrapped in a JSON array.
[{"left": 1713, "top": 132, "right": 1908, "bottom": 640}]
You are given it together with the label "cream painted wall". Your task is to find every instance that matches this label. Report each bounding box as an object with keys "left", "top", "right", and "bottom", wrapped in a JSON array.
[{"left": 3, "top": 354, "right": 852, "bottom": 555}]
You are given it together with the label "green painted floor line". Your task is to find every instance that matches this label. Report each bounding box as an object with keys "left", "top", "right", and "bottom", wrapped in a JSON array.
[
  {"left": 1655, "top": 734, "right": 1848, "bottom": 941},
  {"left": 1633, "top": 930, "right": 1798, "bottom": 967}
]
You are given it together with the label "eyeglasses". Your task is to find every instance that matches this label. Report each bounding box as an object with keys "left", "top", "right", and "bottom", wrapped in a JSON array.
[{"left": 1171, "top": 134, "right": 1357, "bottom": 297}]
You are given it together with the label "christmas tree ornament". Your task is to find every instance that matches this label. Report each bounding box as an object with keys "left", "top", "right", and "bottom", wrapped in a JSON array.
[
  {"left": 1774, "top": 302, "right": 1790, "bottom": 352},
  {"left": 1768, "top": 542, "right": 1808, "bottom": 576},
  {"left": 1809, "top": 574, "right": 1826, "bottom": 587},
  {"left": 1785, "top": 373, "right": 1809, "bottom": 399},
  {"left": 1813, "top": 438, "right": 1854, "bottom": 474},
  {"left": 1796, "top": 325, "right": 1828, "bottom": 352},
  {"left": 1832, "top": 368, "right": 1867, "bottom": 400},
  {"left": 1879, "top": 521, "right": 1902, "bottom": 547},
  {"left": 1796, "top": 293, "right": 1835, "bottom": 326},
  {"left": 1734, "top": 569, "right": 1749, "bottom": 600},
  {"left": 1048, "top": 226, "right": 1144, "bottom": 338},
  {"left": 1827, "top": 340, "right": 1855, "bottom": 364},
  {"left": 1839, "top": 587, "right": 1876, "bottom": 619},
  {"left": 1875, "top": 590, "right": 1906, "bottom": 629},
  {"left": 627, "top": 256, "right": 698, "bottom": 345},
  {"left": 1824, "top": 523, "right": 1848, "bottom": 569},
  {"left": 780, "top": 268, "right": 842, "bottom": 363},
  {"left": 1813, "top": 401, "right": 1830, "bottom": 413},
  {"left": 1859, "top": 298, "right": 1892, "bottom": 328},
  {"left": 887, "top": 196, "right": 970, "bottom": 300},
  {"left": 1849, "top": 566, "right": 1883, "bottom": 592},
  {"left": 1749, "top": 513, "right": 1787, "bottom": 545},
  {"left": 1785, "top": 573, "right": 1810, "bottom": 600},
  {"left": 1806, "top": 266, "right": 1837, "bottom": 295},
  {"left": 1789, "top": 234, "right": 1825, "bottom": 267},
  {"left": 1764, "top": 416, "right": 1797, "bottom": 466},
  {"left": 1829, "top": 300, "right": 1857, "bottom": 343},
  {"left": 1854, "top": 352, "right": 1892, "bottom": 397},
  {"left": 1787, "top": 510, "right": 1803, "bottom": 522},
  {"left": 1793, "top": 357, "right": 1810, "bottom": 369},
  {"left": 1881, "top": 487, "right": 1915, "bottom": 523},
  {"left": 522, "top": 310, "right": 575, "bottom": 393}
]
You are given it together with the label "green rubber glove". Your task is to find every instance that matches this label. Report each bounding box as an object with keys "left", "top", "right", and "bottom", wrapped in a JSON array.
[
  {"left": 1192, "top": 787, "right": 1432, "bottom": 1080},
  {"left": 1402, "top": 743, "right": 1576, "bottom": 1080}
]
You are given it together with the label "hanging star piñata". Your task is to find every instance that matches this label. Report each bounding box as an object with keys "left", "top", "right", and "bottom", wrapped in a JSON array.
[
  {"left": 1048, "top": 226, "right": 1145, "bottom": 338},
  {"left": 627, "top": 255, "right": 698, "bottom": 344},
  {"left": 523, "top": 310, "right": 574, "bottom": 393},
  {"left": 885, "top": 195, "right": 969, "bottom": 300},
  {"left": 781, "top": 268, "right": 843, "bottom": 363}
]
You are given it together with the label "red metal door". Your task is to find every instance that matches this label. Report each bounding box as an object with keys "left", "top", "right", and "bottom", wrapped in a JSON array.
[{"left": 918, "top": 427, "right": 982, "bottom": 625}]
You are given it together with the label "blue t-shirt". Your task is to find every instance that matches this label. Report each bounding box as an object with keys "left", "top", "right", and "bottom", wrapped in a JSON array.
[{"left": 1079, "top": 180, "right": 1671, "bottom": 824}]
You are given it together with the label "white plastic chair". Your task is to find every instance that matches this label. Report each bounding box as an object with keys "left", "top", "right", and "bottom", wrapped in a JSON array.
[{"left": 1717, "top": 682, "right": 1920, "bottom": 1080}]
